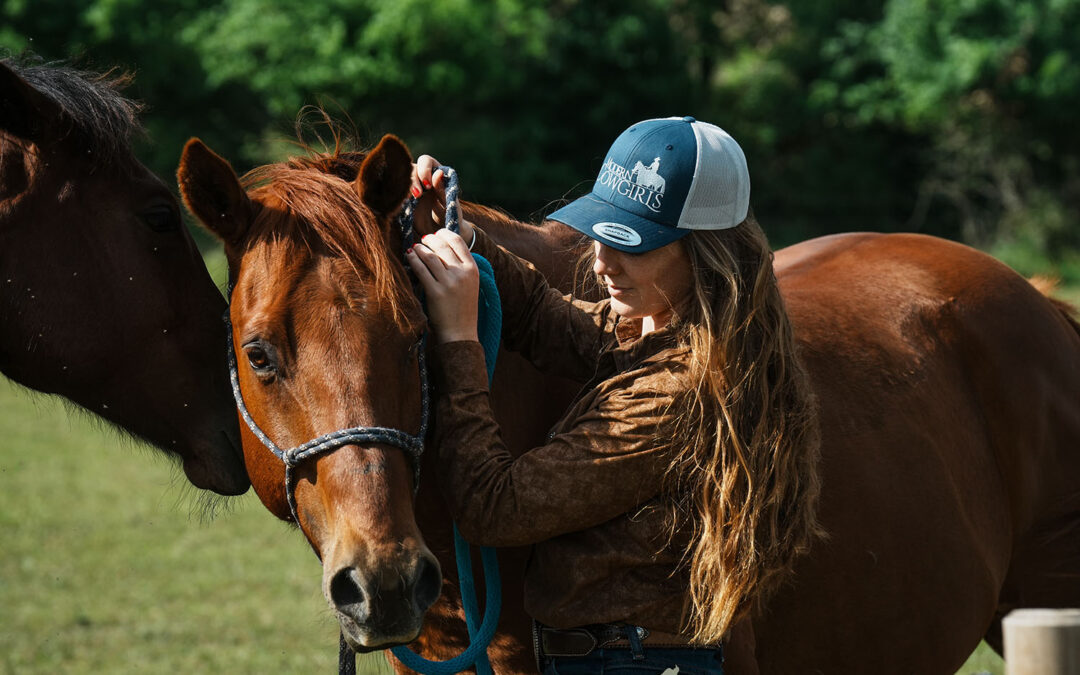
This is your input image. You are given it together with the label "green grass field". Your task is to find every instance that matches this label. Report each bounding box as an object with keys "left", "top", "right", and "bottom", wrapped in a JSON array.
[
  {"left": 0, "top": 379, "right": 1005, "bottom": 674},
  {"left": 0, "top": 380, "right": 393, "bottom": 674}
]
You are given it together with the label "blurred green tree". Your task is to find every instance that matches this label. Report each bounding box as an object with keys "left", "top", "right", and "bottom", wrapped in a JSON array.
[
  {"left": 2, "top": 0, "right": 1077, "bottom": 266},
  {"left": 813, "top": 0, "right": 1080, "bottom": 269},
  {"left": 178, "top": 0, "right": 695, "bottom": 217}
]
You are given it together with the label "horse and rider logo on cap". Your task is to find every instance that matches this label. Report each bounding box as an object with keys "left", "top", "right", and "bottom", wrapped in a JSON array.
[{"left": 596, "top": 155, "right": 668, "bottom": 214}]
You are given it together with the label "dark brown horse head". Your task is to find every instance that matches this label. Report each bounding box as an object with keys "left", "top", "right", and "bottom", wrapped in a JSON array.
[
  {"left": 0, "top": 59, "right": 248, "bottom": 495},
  {"left": 177, "top": 134, "right": 441, "bottom": 650}
]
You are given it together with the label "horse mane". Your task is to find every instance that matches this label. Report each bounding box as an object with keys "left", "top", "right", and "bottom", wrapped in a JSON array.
[
  {"left": 2, "top": 54, "right": 144, "bottom": 166},
  {"left": 240, "top": 147, "right": 414, "bottom": 328}
]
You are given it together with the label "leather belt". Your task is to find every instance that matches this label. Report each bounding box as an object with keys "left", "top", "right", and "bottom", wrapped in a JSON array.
[{"left": 537, "top": 623, "right": 695, "bottom": 658}]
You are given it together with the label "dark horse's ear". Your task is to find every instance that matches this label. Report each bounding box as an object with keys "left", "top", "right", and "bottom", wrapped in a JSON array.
[
  {"left": 0, "top": 61, "right": 63, "bottom": 143},
  {"left": 177, "top": 138, "right": 252, "bottom": 245},
  {"left": 355, "top": 134, "right": 413, "bottom": 217}
]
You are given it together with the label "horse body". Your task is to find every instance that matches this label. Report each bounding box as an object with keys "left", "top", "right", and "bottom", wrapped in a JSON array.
[
  {"left": 0, "top": 60, "right": 246, "bottom": 494},
  {"left": 755, "top": 232, "right": 1080, "bottom": 672},
  {"left": 178, "top": 137, "right": 1080, "bottom": 673}
]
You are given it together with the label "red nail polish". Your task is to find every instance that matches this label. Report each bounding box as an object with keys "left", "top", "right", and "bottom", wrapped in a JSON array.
[
  {"left": 423, "top": 179, "right": 432, "bottom": 188},
  {"left": 411, "top": 186, "right": 421, "bottom": 198},
  {"left": 407, "top": 247, "right": 413, "bottom": 254}
]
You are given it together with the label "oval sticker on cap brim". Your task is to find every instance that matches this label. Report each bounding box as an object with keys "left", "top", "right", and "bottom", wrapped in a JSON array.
[{"left": 592, "top": 222, "right": 642, "bottom": 247}]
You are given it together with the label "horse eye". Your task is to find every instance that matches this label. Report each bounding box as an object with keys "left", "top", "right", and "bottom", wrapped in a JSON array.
[
  {"left": 140, "top": 205, "right": 180, "bottom": 233},
  {"left": 245, "top": 344, "right": 273, "bottom": 373}
]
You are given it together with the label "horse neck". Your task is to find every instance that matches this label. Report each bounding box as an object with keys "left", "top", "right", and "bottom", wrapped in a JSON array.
[{"left": 461, "top": 202, "right": 586, "bottom": 293}]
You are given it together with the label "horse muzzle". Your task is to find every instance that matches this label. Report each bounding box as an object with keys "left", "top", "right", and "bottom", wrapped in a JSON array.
[
  {"left": 179, "top": 428, "right": 250, "bottom": 496},
  {"left": 325, "top": 550, "right": 442, "bottom": 651}
]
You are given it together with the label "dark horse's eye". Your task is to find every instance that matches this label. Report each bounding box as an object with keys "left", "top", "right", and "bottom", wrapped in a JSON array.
[
  {"left": 244, "top": 344, "right": 274, "bottom": 373},
  {"left": 140, "top": 204, "right": 181, "bottom": 232}
]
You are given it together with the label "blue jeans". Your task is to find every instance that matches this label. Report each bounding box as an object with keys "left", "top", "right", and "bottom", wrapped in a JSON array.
[{"left": 542, "top": 646, "right": 724, "bottom": 674}]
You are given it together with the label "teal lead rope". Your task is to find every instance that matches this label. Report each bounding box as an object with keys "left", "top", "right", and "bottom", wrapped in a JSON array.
[
  {"left": 339, "top": 167, "right": 502, "bottom": 675},
  {"left": 390, "top": 252, "right": 502, "bottom": 674}
]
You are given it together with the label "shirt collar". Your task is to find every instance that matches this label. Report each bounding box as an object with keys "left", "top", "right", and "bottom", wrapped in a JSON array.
[{"left": 611, "top": 315, "right": 687, "bottom": 369}]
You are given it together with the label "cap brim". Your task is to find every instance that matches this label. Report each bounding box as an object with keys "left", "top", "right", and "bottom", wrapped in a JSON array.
[{"left": 548, "top": 194, "right": 688, "bottom": 253}]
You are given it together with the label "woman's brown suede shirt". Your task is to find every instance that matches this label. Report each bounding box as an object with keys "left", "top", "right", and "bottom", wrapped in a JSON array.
[{"left": 432, "top": 227, "right": 698, "bottom": 633}]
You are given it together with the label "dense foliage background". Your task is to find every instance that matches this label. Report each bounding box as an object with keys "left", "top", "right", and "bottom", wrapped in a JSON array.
[{"left": 3, "top": 0, "right": 1078, "bottom": 274}]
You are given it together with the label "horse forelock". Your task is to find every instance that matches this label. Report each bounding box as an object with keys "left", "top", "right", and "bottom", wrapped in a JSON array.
[
  {"left": 3, "top": 55, "right": 144, "bottom": 168},
  {"left": 240, "top": 156, "right": 416, "bottom": 331}
]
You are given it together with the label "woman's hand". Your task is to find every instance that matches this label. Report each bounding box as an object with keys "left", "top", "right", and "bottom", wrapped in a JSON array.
[
  {"left": 411, "top": 154, "right": 475, "bottom": 244},
  {"left": 406, "top": 229, "right": 480, "bottom": 344}
]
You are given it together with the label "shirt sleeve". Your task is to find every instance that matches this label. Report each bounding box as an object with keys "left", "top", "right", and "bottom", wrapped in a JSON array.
[
  {"left": 432, "top": 340, "right": 679, "bottom": 547},
  {"left": 470, "top": 227, "right": 612, "bottom": 383}
]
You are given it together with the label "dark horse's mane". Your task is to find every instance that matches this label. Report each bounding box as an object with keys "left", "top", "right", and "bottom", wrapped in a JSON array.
[
  {"left": 2, "top": 54, "right": 143, "bottom": 166},
  {"left": 239, "top": 148, "right": 416, "bottom": 328}
]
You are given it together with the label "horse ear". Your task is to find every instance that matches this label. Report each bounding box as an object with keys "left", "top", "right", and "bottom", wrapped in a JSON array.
[
  {"left": 355, "top": 134, "right": 413, "bottom": 217},
  {"left": 177, "top": 138, "right": 252, "bottom": 244},
  {"left": 0, "top": 61, "right": 64, "bottom": 143}
]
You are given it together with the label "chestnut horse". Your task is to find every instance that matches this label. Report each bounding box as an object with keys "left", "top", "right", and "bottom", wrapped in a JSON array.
[
  {"left": 177, "top": 135, "right": 1080, "bottom": 674},
  {"left": 0, "top": 59, "right": 247, "bottom": 495}
]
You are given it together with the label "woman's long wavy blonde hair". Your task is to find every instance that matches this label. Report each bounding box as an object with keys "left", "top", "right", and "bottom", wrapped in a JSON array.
[
  {"left": 671, "top": 213, "right": 823, "bottom": 643},
  {"left": 581, "top": 211, "right": 824, "bottom": 644}
]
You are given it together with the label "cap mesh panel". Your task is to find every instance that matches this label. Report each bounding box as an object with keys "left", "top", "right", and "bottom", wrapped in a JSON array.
[{"left": 679, "top": 123, "right": 750, "bottom": 230}]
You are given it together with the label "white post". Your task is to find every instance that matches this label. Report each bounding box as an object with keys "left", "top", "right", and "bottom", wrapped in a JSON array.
[{"left": 1004, "top": 609, "right": 1080, "bottom": 675}]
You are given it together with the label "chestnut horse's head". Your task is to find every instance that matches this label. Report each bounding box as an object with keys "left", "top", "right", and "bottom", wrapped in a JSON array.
[
  {"left": 177, "top": 135, "right": 440, "bottom": 650},
  {"left": 0, "top": 59, "right": 247, "bottom": 495}
]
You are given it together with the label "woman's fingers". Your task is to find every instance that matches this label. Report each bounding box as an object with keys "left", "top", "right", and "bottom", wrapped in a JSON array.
[
  {"left": 408, "top": 155, "right": 477, "bottom": 345},
  {"left": 409, "top": 241, "right": 451, "bottom": 282},
  {"left": 405, "top": 248, "right": 438, "bottom": 287},
  {"left": 415, "top": 155, "right": 434, "bottom": 187},
  {"left": 419, "top": 230, "right": 472, "bottom": 266},
  {"left": 442, "top": 228, "right": 473, "bottom": 260},
  {"left": 411, "top": 154, "right": 450, "bottom": 235},
  {"left": 415, "top": 155, "right": 442, "bottom": 190},
  {"left": 410, "top": 155, "right": 469, "bottom": 254},
  {"left": 406, "top": 230, "right": 480, "bottom": 344}
]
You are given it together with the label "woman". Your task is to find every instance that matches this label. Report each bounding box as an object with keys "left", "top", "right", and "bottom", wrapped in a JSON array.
[{"left": 406, "top": 117, "right": 822, "bottom": 674}]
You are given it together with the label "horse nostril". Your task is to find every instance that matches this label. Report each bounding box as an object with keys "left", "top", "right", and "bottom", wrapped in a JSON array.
[
  {"left": 329, "top": 567, "right": 367, "bottom": 617},
  {"left": 412, "top": 556, "right": 442, "bottom": 613}
]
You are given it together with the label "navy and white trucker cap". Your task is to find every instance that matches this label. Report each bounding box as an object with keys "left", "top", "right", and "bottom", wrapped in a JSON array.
[{"left": 548, "top": 116, "right": 750, "bottom": 253}]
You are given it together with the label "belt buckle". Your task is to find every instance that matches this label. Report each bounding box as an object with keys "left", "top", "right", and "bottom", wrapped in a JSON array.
[
  {"left": 596, "top": 624, "right": 650, "bottom": 648},
  {"left": 540, "top": 626, "right": 600, "bottom": 658}
]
